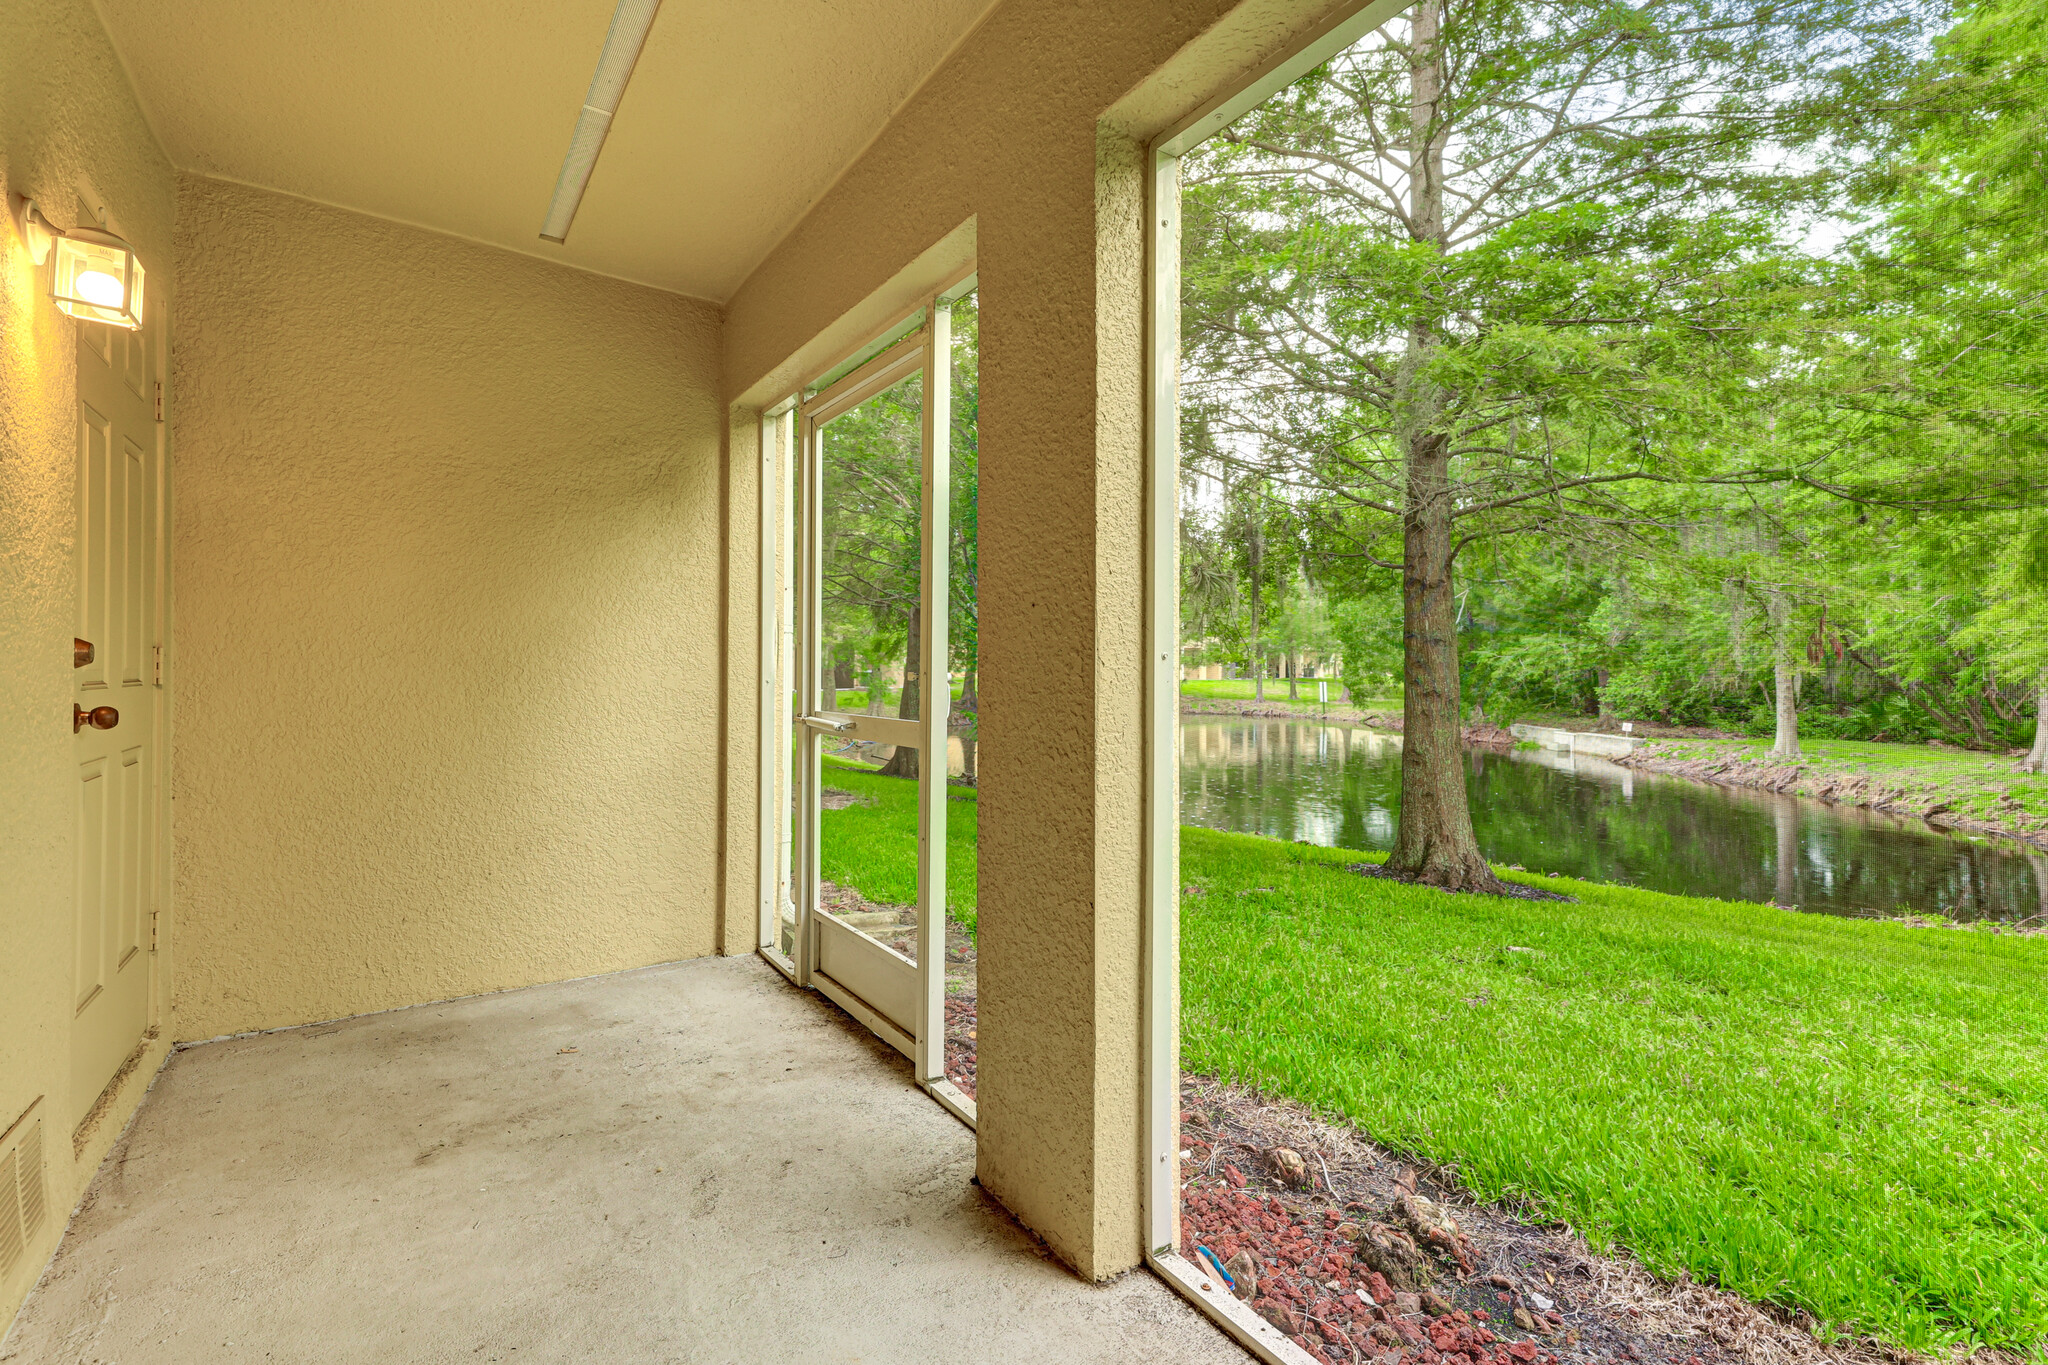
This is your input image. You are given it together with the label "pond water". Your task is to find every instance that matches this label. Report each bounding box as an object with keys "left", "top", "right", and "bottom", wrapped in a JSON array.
[{"left": 1180, "top": 716, "right": 2048, "bottom": 921}]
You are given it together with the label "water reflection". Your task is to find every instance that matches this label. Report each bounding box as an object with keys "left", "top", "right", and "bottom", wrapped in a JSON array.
[{"left": 1179, "top": 717, "right": 2047, "bottom": 921}]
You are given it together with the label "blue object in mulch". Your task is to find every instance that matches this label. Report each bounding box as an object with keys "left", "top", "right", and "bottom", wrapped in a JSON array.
[{"left": 1197, "top": 1245, "right": 1235, "bottom": 1286}]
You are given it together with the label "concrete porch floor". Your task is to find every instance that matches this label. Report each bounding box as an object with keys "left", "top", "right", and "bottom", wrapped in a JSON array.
[{"left": 2, "top": 957, "right": 1248, "bottom": 1364}]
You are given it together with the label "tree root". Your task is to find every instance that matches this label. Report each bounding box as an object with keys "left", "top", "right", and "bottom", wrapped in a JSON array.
[{"left": 1346, "top": 861, "right": 1577, "bottom": 903}]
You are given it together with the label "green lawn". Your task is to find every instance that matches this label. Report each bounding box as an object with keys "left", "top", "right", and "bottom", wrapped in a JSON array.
[
  {"left": 818, "top": 756, "right": 980, "bottom": 934},
  {"left": 816, "top": 767, "right": 2048, "bottom": 1354},
  {"left": 1181, "top": 678, "right": 1369, "bottom": 704},
  {"left": 1184, "top": 828, "right": 2048, "bottom": 1355}
]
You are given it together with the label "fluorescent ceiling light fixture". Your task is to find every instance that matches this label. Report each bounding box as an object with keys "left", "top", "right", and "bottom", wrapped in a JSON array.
[{"left": 539, "top": 0, "right": 663, "bottom": 244}]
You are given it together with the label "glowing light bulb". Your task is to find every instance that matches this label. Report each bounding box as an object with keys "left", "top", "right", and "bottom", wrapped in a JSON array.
[{"left": 74, "top": 270, "right": 125, "bottom": 307}]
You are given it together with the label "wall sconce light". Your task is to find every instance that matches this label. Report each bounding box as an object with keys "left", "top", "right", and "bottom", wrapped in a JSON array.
[{"left": 11, "top": 198, "right": 145, "bottom": 330}]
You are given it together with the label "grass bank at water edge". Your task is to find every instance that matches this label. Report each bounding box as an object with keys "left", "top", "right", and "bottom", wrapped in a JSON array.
[{"left": 1623, "top": 735, "right": 2048, "bottom": 849}]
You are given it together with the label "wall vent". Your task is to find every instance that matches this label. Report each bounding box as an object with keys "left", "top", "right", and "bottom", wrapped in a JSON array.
[{"left": 0, "top": 1098, "right": 47, "bottom": 1284}]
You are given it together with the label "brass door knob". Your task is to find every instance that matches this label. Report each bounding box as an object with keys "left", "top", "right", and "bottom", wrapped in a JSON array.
[
  {"left": 74, "top": 704, "right": 119, "bottom": 733},
  {"left": 75, "top": 638, "right": 95, "bottom": 667}
]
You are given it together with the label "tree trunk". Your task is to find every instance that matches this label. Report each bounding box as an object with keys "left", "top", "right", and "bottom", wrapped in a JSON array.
[
  {"left": 1249, "top": 540, "right": 1265, "bottom": 703},
  {"left": 1769, "top": 591, "right": 1799, "bottom": 759},
  {"left": 1287, "top": 654, "right": 1299, "bottom": 701},
  {"left": 1772, "top": 658, "right": 1799, "bottom": 759},
  {"left": 1382, "top": 0, "right": 1504, "bottom": 894},
  {"left": 1959, "top": 691, "right": 1996, "bottom": 749},
  {"left": 2024, "top": 686, "right": 2048, "bottom": 774},
  {"left": 1386, "top": 433, "right": 1502, "bottom": 891},
  {"left": 959, "top": 668, "right": 979, "bottom": 784},
  {"left": 880, "top": 607, "right": 920, "bottom": 779}
]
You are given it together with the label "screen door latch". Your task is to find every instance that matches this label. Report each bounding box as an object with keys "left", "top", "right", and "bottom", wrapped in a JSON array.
[{"left": 801, "top": 715, "right": 858, "bottom": 735}]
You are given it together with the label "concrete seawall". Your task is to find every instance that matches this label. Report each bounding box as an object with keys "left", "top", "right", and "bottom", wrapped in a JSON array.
[{"left": 1509, "top": 724, "right": 1637, "bottom": 759}]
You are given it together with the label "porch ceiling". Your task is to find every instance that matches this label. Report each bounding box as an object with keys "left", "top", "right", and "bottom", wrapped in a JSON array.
[{"left": 93, "top": 0, "right": 995, "bottom": 300}]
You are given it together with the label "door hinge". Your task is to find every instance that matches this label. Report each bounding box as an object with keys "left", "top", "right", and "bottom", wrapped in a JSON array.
[
  {"left": 149, "top": 909, "right": 159, "bottom": 953},
  {"left": 153, "top": 381, "right": 163, "bottom": 422},
  {"left": 153, "top": 643, "right": 162, "bottom": 687}
]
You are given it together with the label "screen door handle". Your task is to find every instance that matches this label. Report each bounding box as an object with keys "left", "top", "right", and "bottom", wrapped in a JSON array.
[{"left": 801, "top": 715, "right": 858, "bottom": 734}]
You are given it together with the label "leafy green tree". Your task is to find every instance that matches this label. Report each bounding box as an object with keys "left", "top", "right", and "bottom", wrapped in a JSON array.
[
  {"left": 820, "top": 374, "right": 922, "bottom": 743},
  {"left": 1957, "top": 518, "right": 2048, "bottom": 770},
  {"left": 1270, "top": 588, "right": 1343, "bottom": 700},
  {"left": 1332, "top": 586, "right": 1404, "bottom": 703},
  {"left": 1222, "top": 473, "right": 1295, "bottom": 700},
  {"left": 813, "top": 294, "right": 984, "bottom": 782},
  {"left": 1182, "top": 0, "right": 1932, "bottom": 888},
  {"left": 946, "top": 298, "right": 983, "bottom": 779}
]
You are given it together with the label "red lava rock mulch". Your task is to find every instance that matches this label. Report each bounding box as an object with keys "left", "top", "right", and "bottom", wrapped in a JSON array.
[
  {"left": 1180, "top": 1180, "right": 1563, "bottom": 1365},
  {"left": 1179, "top": 1077, "right": 1913, "bottom": 1365},
  {"left": 944, "top": 992, "right": 977, "bottom": 1098},
  {"left": 934, "top": 1008, "right": 1918, "bottom": 1365}
]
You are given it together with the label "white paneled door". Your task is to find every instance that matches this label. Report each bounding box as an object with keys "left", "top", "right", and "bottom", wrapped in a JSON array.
[{"left": 71, "top": 304, "right": 162, "bottom": 1123}]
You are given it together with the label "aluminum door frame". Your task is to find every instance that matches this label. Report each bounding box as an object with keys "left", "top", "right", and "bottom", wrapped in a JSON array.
[
  {"left": 769, "top": 299, "right": 952, "bottom": 1091},
  {"left": 1135, "top": 6, "right": 1411, "bottom": 1361}
]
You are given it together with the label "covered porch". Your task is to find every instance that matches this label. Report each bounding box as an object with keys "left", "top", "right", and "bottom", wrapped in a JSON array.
[
  {"left": 0, "top": 0, "right": 1384, "bottom": 1358},
  {"left": 3, "top": 957, "right": 1242, "bottom": 1361}
]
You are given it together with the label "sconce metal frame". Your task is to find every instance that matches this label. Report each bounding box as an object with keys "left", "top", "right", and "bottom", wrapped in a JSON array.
[{"left": 11, "top": 196, "right": 146, "bottom": 330}]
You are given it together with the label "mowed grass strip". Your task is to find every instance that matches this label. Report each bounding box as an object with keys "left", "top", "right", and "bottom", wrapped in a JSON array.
[
  {"left": 1180, "top": 827, "right": 2048, "bottom": 1355},
  {"left": 817, "top": 757, "right": 980, "bottom": 935}
]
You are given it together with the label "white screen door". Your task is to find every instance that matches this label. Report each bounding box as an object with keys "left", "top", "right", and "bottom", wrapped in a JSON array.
[{"left": 765, "top": 289, "right": 965, "bottom": 1101}]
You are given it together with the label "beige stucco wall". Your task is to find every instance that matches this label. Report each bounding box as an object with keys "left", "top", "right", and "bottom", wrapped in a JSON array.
[
  {"left": 170, "top": 175, "right": 725, "bottom": 1039},
  {"left": 721, "top": 0, "right": 1362, "bottom": 1280},
  {"left": 0, "top": 0, "right": 178, "bottom": 1329}
]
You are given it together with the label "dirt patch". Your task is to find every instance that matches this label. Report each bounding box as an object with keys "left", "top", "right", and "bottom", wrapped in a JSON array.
[
  {"left": 819, "top": 786, "right": 873, "bottom": 811},
  {"left": 817, "top": 882, "right": 980, "bottom": 991},
  {"left": 1342, "top": 862, "right": 1578, "bottom": 904}
]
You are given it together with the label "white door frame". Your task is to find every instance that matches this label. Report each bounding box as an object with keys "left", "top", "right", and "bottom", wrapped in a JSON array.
[
  {"left": 756, "top": 272, "right": 977, "bottom": 1125},
  {"left": 1138, "top": 5, "right": 1412, "bottom": 1361}
]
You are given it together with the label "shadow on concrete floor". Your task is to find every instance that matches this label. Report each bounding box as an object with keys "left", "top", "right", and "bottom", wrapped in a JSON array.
[{"left": 2, "top": 956, "right": 1248, "bottom": 1365}]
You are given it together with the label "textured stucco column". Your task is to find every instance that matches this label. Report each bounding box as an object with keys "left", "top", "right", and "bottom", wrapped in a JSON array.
[
  {"left": 721, "top": 0, "right": 1366, "bottom": 1280},
  {"left": 971, "top": 123, "right": 1151, "bottom": 1277},
  {"left": 721, "top": 406, "right": 761, "bottom": 957}
]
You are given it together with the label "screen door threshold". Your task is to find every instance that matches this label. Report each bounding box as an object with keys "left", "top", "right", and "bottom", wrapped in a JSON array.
[{"left": 811, "top": 970, "right": 914, "bottom": 1060}]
